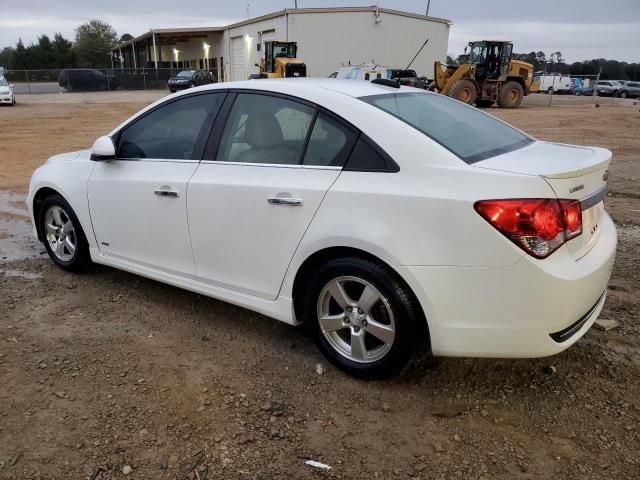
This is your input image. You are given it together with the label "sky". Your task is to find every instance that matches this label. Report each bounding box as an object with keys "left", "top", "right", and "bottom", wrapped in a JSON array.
[{"left": 1, "top": 0, "right": 639, "bottom": 63}]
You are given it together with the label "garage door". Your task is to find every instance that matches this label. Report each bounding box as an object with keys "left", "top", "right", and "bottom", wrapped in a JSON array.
[{"left": 231, "top": 36, "right": 246, "bottom": 81}]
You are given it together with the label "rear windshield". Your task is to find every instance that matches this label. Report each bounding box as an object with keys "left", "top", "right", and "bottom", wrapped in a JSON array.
[{"left": 361, "top": 92, "right": 533, "bottom": 164}]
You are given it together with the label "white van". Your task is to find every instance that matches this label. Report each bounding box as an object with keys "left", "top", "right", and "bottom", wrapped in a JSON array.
[
  {"left": 328, "top": 64, "right": 392, "bottom": 81},
  {"left": 534, "top": 74, "right": 572, "bottom": 94}
]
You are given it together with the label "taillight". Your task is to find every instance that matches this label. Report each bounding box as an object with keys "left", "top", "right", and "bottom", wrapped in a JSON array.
[{"left": 475, "top": 199, "right": 582, "bottom": 258}]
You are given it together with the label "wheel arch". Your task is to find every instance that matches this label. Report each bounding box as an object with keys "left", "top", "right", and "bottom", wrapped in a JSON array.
[
  {"left": 33, "top": 186, "right": 62, "bottom": 241},
  {"left": 291, "top": 246, "right": 431, "bottom": 351}
]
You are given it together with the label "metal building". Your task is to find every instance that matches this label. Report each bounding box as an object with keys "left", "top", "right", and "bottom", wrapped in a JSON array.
[{"left": 112, "top": 6, "right": 451, "bottom": 81}]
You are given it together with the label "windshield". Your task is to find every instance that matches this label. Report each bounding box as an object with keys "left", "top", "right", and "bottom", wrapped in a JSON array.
[
  {"left": 177, "top": 70, "right": 195, "bottom": 78},
  {"left": 361, "top": 92, "right": 533, "bottom": 164},
  {"left": 273, "top": 43, "right": 295, "bottom": 58},
  {"left": 0, "top": 77, "right": 8, "bottom": 86},
  {"left": 469, "top": 43, "right": 487, "bottom": 64}
]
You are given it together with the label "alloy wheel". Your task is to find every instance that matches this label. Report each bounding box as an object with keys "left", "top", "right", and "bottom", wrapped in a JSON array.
[
  {"left": 44, "top": 205, "right": 76, "bottom": 262},
  {"left": 317, "top": 276, "right": 396, "bottom": 363}
]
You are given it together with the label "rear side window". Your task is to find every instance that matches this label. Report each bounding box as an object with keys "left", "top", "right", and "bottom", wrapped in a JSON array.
[
  {"left": 217, "top": 93, "right": 315, "bottom": 165},
  {"left": 303, "top": 114, "right": 355, "bottom": 167},
  {"left": 361, "top": 92, "right": 532, "bottom": 164}
]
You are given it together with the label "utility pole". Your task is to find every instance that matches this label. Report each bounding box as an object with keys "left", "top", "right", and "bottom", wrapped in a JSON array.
[{"left": 426, "top": 0, "right": 431, "bottom": 16}]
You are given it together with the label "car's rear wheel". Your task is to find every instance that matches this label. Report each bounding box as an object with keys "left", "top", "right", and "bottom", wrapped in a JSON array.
[
  {"left": 304, "top": 257, "right": 424, "bottom": 379},
  {"left": 620, "top": 91, "right": 627, "bottom": 98},
  {"left": 39, "top": 194, "right": 91, "bottom": 271}
]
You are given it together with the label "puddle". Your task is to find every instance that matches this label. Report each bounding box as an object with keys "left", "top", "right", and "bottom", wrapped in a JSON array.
[
  {"left": 0, "top": 191, "right": 29, "bottom": 218},
  {"left": 0, "top": 269, "right": 42, "bottom": 279},
  {"left": 0, "top": 191, "right": 46, "bottom": 262}
]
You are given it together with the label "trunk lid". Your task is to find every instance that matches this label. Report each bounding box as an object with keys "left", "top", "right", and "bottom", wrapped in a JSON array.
[{"left": 475, "top": 141, "right": 611, "bottom": 258}]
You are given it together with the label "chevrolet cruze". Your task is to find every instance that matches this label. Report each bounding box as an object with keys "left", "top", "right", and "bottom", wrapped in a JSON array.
[{"left": 28, "top": 79, "right": 616, "bottom": 378}]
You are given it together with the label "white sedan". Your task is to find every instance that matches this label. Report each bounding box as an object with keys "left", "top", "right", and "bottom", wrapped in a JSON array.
[
  {"left": 28, "top": 79, "right": 616, "bottom": 379},
  {"left": 0, "top": 76, "right": 16, "bottom": 105}
]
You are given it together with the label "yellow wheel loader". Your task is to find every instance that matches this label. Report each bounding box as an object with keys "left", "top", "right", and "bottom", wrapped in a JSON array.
[
  {"left": 433, "top": 41, "right": 539, "bottom": 108},
  {"left": 251, "top": 41, "right": 307, "bottom": 79}
]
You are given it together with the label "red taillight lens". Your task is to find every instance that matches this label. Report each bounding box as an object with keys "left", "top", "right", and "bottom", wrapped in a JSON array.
[{"left": 475, "top": 199, "right": 582, "bottom": 258}]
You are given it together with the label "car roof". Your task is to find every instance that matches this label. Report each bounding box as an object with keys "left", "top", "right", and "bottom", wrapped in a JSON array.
[{"left": 191, "top": 78, "right": 416, "bottom": 99}]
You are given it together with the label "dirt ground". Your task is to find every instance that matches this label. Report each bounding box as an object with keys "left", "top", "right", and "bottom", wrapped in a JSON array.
[{"left": 0, "top": 92, "right": 639, "bottom": 480}]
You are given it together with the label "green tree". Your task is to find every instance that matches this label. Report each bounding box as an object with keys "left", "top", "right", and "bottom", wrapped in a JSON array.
[
  {"left": 0, "top": 46, "right": 15, "bottom": 69},
  {"left": 74, "top": 20, "right": 118, "bottom": 68},
  {"left": 119, "top": 33, "right": 133, "bottom": 42},
  {"left": 52, "top": 33, "right": 74, "bottom": 67}
]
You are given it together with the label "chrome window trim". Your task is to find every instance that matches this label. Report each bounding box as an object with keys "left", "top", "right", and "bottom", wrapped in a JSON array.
[
  {"left": 113, "top": 158, "right": 200, "bottom": 164},
  {"left": 199, "top": 160, "right": 342, "bottom": 170},
  {"left": 580, "top": 184, "right": 608, "bottom": 210}
]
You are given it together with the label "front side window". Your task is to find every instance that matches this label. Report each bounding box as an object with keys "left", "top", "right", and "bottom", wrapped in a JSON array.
[
  {"left": 0, "top": 77, "right": 8, "bottom": 86},
  {"left": 469, "top": 43, "right": 487, "bottom": 64},
  {"left": 117, "top": 93, "right": 224, "bottom": 160},
  {"left": 362, "top": 92, "right": 533, "bottom": 164},
  {"left": 217, "top": 94, "right": 315, "bottom": 165}
]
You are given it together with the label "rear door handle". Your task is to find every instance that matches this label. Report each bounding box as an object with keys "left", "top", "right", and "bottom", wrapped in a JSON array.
[
  {"left": 267, "top": 197, "right": 303, "bottom": 206},
  {"left": 154, "top": 189, "right": 180, "bottom": 198}
]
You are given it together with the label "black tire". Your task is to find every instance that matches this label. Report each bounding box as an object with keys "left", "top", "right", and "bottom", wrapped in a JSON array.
[
  {"left": 169, "top": 89, "right": 176, "bottom": 93},
  {"left": 498, "top": 81, "right": 524, "bottom": 108},
  {"left": 39, "top": 194, "right": 91, "bottom": 271},
  {"left": 303, "top": 256, "right": 426, "bottom": 380},
  {"left": 189, "top": 82, "right": 196, "bottom": 88},
  {"left": 620, "top": 91, "right": 627, "bottom": 98},
  {"left": 575, "top": 91, "right": 581, "bottom": 96},
  {"left": 547, "top": 87, "right": 554, "bottom": 94},
  {"left": 448, "top": 78, "right": 477, "bottom": 105},
  {"left": 475, "top": 99, "right": 494, "bottom": 108}
]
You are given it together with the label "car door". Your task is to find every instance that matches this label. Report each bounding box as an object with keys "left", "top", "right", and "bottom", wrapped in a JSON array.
[
  {"left": 88, "top": 91, "right": 226, "bottom": 276},
  {"left": 188, "top": 92, "right": 357, "bottom": 299}
]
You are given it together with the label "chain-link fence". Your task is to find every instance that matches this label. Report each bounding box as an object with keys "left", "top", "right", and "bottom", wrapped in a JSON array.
[{"left": 3, "top": 68, "right": 220, "bottom": 94}]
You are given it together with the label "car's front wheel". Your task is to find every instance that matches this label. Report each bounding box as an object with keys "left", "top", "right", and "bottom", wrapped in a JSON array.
[
  {"left": 39, "top": 194, "right": 91, "bottom": 271},
  {"left": 304, "top": 257, "right": 425, "bottom": 379}
]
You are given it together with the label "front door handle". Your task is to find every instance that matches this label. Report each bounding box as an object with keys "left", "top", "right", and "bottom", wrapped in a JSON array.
[
  {"left": 154, "top": 189, "right": 180, "bottom": 198},
  {"left": 267, "top": 196, "right": 303, "bottom": 206}
]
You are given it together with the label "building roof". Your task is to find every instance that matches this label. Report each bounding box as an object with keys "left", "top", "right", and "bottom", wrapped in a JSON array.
[{"left": 114, "top": 6, "right": 451, "bottom": 49}]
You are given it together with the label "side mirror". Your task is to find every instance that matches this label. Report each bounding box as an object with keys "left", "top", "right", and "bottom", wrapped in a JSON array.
[{"left": 90, "top": 136, "right": 116, "bottom": 161}]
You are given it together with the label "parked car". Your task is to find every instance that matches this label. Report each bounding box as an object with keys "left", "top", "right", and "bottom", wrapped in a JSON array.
[
  {"left": 595, "top": 80, "right": 620, "bottom": 97},
  {"left": 28, "top": 79, "right": 616, "bottom": 379},
  {"left": 573, "top": 85, "right": 594, "bottom": 96},
  {"left": 58, "top": 69, "right": 117, "bottom": 92},
  {"left": 618, "top": 81, "right": 640, "bottom": 98},
  {"left": 167, "top": 70, "right": 213, "bottom": 92},
  {"left": 0, "top": 76, "right": 15, "bottom": 106}
]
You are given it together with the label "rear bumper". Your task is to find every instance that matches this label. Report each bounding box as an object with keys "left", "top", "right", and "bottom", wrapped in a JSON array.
[{"left": 397, "top": 211, "right": 617, "bottom": 358}]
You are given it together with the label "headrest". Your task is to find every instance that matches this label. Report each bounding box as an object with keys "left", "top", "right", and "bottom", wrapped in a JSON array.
[{"left": 244, "top": 111, "right": 283, "bottom": 148}]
